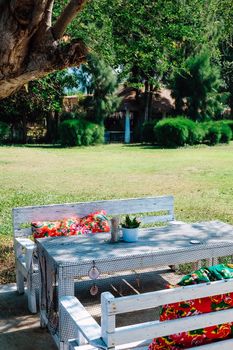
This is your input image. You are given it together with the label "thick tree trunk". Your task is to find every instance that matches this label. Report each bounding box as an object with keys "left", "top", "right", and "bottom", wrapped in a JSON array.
[
  {"left": 144, "top": 80, "right": 150, "bottom": 122},
  {"left": 144, "top": 81, "right": 153, "bottom": 122},
  {"left": 0, "top": 0, "right": 88, "bottom": 99}
]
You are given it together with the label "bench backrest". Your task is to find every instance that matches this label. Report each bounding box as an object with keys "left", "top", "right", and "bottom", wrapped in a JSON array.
[
  {"left": 12, "top": 195, "right": 174, "bottom": 238},
  {"left": 100, "top": 279, "right": 233, "bottom": 349}
]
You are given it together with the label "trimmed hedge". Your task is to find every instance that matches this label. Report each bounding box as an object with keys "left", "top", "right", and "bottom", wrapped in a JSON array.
[
  {"left": 59, "top": 119, "right": 104, "bottom": 146},
  {"left": 0, "top": 121, "right": 11, "bottom": 143},
  {"left": 218, "top": 123, "right": 232, "bottom": 143},
  {"left": 223, "top": 120, "right": 233, "bottom": 134},
  {"left": 219, "top": 120, "right": 233, "bottom": 140},
  {"left": 204, "top": 124, "right": 221, "bottom": 145},
  {"left": 203, "top": 121, "right": 232, "bottom": 145},
  {"left": 153, "top": 117, "right": 232, "bottom": 147},
  {"left": 154, "top": 117, "right": 204, "bottom": 147},
  {"left": 178, "top": 119, "right": 204, "bottom": 145}
]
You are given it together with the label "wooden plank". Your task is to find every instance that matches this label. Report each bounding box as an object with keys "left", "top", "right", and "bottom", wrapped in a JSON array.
[
  {"left": 70, "top": 340, "right": 150, "bottom": 350},
  {"left": 13, "top": 196, "right": 174, "bottom": 230},
  {"left": 14, "top": 228, "right": 32, "bottom": 238},
  {"left": 107, "top": 279, "right": 233, "bottom": 315},
  {"left": 112, "top": 308, "right": 233, "bottom": 346},
  {"left": 60, "top": 296, "right": 101, "bottom": 343},
  {"left": 140, "top": 214, "right": 173, "bottom": 224},
  {"left": 15, "top": 237, "right": 36, "bottom": 250},
  {"left": 16, "top": 260, "right": 27, "bottom": 277},
  {"left": 69, "top": 338, "right": 233, "bottom": 350},
  {"left": 101, "top": 292, "right": 116, "bottom": 348}
]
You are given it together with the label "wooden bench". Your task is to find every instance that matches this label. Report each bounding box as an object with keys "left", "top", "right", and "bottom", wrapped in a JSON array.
[
  {"left": 13, "top": 195, "right": 176, "bottom": 313},
  {"left": 60, "top": 278, "right": 233, "bottom": 350}
]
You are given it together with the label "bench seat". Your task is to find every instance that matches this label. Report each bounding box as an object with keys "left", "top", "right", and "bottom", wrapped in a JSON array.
[{"left": 60, "top": 278, "right": 233, "bottom": 350}]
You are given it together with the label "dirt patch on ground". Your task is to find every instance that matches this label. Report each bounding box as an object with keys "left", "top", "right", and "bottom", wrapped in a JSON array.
[{"left": 0, "top": 238, "right": 15, "bottom": 284}]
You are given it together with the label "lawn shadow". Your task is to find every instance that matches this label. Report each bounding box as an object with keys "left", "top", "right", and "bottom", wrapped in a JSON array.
[
  {"left": 124, "top": 143, "right": 178, "bottom": 150},
  {"left": 0, "top": 143, "right": 63, "bottom": 149}
]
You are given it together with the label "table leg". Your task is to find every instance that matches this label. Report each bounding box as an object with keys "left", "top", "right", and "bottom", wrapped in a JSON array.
[
  {"left": 38, "top": 254, "right": 48, "bottom": 328},
  {"left": 58, "top": 272, "right": 75, "bottom": 350}
]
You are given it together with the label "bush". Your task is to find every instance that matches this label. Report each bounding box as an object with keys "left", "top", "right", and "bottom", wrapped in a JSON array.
[
  {"left": 178, "top": 119, "right": 205, "bottom": 145},
  {"left": 204, "top": 123, "right": 221, "bottom": 145},
  {"left": 59, "top": 119, "right": 104, "bottom": 146},
  {"left": 0, "top": 121, "right": 11, "bottom": 143},
  {"left": 219, "top": 120, "right": 233, "bottom": 140},
  {"left": 154, "top": 117, "right": 201, "bottom": 147},
  {"left": 142, "top": 121, "right": 157, "bottom": 143},
  {"left": 216, "top": 122, "right": 232, "bottom": 143},
  {"left": 222, "top": 119, "right": 233, "bottom": 137}
]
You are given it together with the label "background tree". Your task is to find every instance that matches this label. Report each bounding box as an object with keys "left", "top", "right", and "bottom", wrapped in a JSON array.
[
  {"left": 216, "top": 0, "right": 233, "bottom": 115},
  {"left": 0, "top": 70, "right": 79, "bottom": 142},
  {"left": 171, "top": 52, "right": 226, "bottom": 121},
  {"left": 105, "top": 0, "right": 223, "bottom": 121},
  {"left": 76, "top": 54, "right": 121, "bottom": 124}
]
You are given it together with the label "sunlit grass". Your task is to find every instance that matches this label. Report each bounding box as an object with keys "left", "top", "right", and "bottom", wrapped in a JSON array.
[{"left": 0, "top": 143, "right": 233, "bottom": 282}]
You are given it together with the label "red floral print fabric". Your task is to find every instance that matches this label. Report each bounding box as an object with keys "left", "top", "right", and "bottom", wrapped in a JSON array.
[
  {"left": 149, "top": 266, "right": 233, "bottom": 349},
  {"left": 80, "top": 210, "right": 110, "bottom": 233},
  {"left": 31, "top": 210, "right": 110, "bottom": 238},
  {"left": 31, "top": 217, "right": 80, "bottom": 238}
]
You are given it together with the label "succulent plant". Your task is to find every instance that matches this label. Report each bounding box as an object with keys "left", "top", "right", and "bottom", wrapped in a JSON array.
[{"left": 121, "top": 215, "right": 141, "bottom": 229}]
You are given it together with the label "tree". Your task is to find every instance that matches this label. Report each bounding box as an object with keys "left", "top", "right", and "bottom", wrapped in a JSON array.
[
  {"left": 105, "top": 0, "right": 223, "bottom": 121},
  {"left": 76, "top": 54, "right": 121, "bottom": 124},
  {"left": 171, "top": 52, "right": 226, "bottom": 121},
  {"left": 0, "top": 0, "right": 88, "bottom": 99},
  {"left": 0, "top": 70, "right": 79, "bottom": 142},
  {"left": 217, "top": 0, "right": 233, "bottom": 115}
]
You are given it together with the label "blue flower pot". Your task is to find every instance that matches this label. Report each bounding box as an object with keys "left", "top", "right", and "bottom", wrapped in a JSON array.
[{"left": 122, "top": 228, "right": 139, "bottom": 242}]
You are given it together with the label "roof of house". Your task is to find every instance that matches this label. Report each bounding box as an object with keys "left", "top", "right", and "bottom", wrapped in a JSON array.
[
  {"left": 118, "top": 86, "right": 175, "bottom": 114},
  {"left": 63, "top": 87, "right": 175, "bottom": 115}
]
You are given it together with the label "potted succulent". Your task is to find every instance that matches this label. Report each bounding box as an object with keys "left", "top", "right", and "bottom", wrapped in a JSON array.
[{"left": 121, "top": 215, "right": 141, "bottom": 242}]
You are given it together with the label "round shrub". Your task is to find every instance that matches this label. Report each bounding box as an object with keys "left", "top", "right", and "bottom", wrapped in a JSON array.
[
  {"left": 0, "top": 121, "right": 11, "bottom": 143},
  {"left": 222, "top": 119, "right": 233, "bottom": 138},
  {"left": 59, "top": 119, "right": 104, "bottom": 146},
  {"left": 204, "top": 124, "right": 221, "bottom": 145},
  {"left": 217, "top": 122, "right": 232, "bottom": 143},
  {"left": 142, "top": 121, "right": 157, "bottom": 143},
  {"left": 179, "top": 119, "right": 205, "bottom": 145},
  {"left": 154, "top": 117, "right": 190, "bottom": 147},
  {"left": 217, "top": 119, "right": 233, "bottom": 143}
]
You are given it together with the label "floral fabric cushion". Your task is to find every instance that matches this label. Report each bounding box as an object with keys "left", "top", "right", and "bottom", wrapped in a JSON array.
[
  {"left": 149, "top": 264, "right": 233, "bottom": 350},
  {"left": 32, "top": 210, "right": 110, "bottom": 238},
  {"left": 80, "top": 210, "right": 110, "bottom": 233},
  {"left": 60, "top": 217, "right": 82, "bottom": 236},
  {"left": 31, "top": 217, "right": 80, "bottom": 238}
]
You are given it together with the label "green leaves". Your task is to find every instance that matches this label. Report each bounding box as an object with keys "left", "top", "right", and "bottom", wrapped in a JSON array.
[
  {"left": 171, "top": 52, "right": 226, "bottom": 120},
  {"left": 78, "top": 54, "right": 121, "bottom": 124},
  {"left": 121, "top": 215, "right": 141, "bottom": 229}
]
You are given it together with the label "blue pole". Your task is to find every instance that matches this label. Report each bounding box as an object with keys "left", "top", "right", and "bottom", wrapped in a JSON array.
[{"left": 124, "top": 109, "right": 130, "bottom": 143}]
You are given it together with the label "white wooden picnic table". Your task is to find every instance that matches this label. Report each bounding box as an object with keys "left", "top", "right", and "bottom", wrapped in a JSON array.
[{"left": 36, "top": 220, "right": 233, "bottom": 349}]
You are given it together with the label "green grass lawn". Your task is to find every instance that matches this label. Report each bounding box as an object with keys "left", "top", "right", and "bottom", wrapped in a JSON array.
[{"left": 0, "top": 143, "right": 233, "bottom": 283}]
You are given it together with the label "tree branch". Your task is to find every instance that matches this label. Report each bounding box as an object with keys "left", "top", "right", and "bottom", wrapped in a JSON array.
[
  {"left": 44, "top": 0, "right": 54, "bottom": 27},
  {"left": 32, "top": 0, "right": 55, "bottom": 45},
  {"left": 29, "top": 1, "right": 48, "bottom": 30},
  {"left": 52, "top": 0, "right": 88, "bottom": 40}
]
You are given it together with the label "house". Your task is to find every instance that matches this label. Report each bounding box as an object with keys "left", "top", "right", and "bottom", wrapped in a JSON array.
[{"left": 63, "top": 87, "right": 175, "bottom": 143}]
